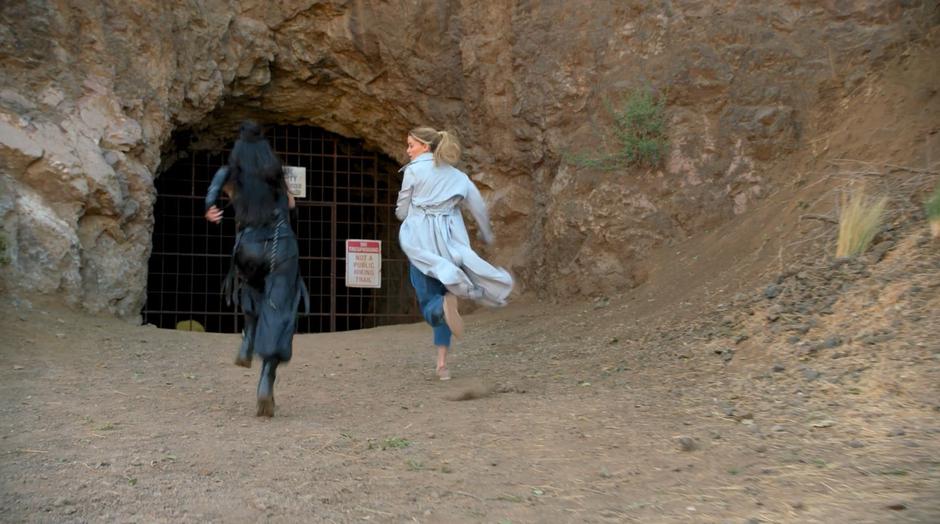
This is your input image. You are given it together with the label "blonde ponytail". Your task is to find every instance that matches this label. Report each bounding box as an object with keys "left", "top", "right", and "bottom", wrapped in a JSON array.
[
  {"left": 409, "top": 126, "right": 462, "bottom": 166},
  {"left": 434, "top": 130, "right": 461, "bottom": 166}
]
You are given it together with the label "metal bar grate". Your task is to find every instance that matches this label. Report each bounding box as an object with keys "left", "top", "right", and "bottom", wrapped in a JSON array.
[{"left": 144, "top": 125, "right": 419, "bottom": 333}]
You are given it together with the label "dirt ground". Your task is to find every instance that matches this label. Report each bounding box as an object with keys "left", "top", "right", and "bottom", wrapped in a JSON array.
[{"left": 2, "top": 188, "right": 939, "bottom": 523}]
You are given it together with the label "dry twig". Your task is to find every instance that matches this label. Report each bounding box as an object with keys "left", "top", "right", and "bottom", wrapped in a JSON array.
[{"left": 799, "top": 214, "right": 839, "bottom": 224}]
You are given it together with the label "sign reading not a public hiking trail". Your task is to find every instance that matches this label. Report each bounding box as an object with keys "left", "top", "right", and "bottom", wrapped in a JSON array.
[{"left": 345, "top": 240, "right": 382, "bottom": 288}]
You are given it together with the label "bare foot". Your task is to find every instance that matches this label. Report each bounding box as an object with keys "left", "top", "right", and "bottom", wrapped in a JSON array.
[
  {"left": 443, "top": 293, "right": 463, "bottom": 337},
  {"left": 437, "top": 366, "right": 451, "bottom": 381}
]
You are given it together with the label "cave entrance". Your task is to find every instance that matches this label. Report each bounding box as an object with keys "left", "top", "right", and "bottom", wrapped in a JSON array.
[{"left": 143, "top": 125, "right": 418, "bottom": 333}]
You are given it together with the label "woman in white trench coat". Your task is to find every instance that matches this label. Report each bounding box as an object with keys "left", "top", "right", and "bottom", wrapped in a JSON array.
[{"left": 396, "top": 127, "right": 514, "bottom": 380}]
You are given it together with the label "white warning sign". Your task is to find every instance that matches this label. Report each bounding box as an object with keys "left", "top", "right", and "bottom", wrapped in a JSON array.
[
  {"left": 345, "top": 240, "right": 382, "bottom": 288},
  {"left": 284, "top": 166, "right": 306, "bottom": 198}
]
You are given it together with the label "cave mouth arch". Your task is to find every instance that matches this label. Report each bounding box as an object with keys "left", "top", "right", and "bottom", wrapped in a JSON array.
[{"left": 143, "top": 124, "right": 419, "bottom": 334}]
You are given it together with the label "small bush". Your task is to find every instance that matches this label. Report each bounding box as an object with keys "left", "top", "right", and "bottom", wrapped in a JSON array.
[
  {"left": 567, "top": 89, "right": 668, "bottom": 170},
  {"left": 836, "top": 188, "right": 888, "bottom": 258},
  {"left": 925, "top": 182, "right": 940, "bottom": 238},
  {"left": 381, "top": 436, "right": 411, "bottom": 450}
]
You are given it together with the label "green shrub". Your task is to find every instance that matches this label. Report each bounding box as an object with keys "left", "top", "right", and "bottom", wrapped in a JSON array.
[
  {"left": 567, "top": 89, "right": 668, "bottom": 170},
  {"left": 381, "top": 436, "right": 412, "bottom": 450},
  {"left": 925, "top": 182, "right": 940, "bottom": 220},
  {"left": 927, "top": 182, "right": 940, "bottom": 238}
]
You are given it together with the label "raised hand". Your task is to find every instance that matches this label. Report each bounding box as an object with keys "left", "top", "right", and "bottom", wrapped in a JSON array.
[{"left": 205, "top": 205, "right": 223, "bottom": 224}]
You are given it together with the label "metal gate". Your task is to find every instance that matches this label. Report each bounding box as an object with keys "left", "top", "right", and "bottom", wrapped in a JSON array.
[{"left": 143, "top": 125, "right": 418, "bottom": 333}]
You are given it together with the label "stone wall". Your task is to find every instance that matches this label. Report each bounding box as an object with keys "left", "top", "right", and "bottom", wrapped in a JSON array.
[{"left": 0, "top": 0, "right": 935, "bottom": 318}]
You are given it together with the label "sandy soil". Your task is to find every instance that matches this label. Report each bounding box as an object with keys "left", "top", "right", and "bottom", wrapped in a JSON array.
[{"left": 2, "top": 208, "right": 938, "bottom": 523}]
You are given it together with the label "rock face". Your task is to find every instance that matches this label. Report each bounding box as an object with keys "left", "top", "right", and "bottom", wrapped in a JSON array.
[{"left": 0, "top": 1, "right": 935, "bottom": 318}]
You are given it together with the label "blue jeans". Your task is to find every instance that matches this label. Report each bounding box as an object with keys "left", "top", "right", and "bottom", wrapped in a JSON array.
[{"left": 409, "top": 264, "right": 452, "bottom": 347}]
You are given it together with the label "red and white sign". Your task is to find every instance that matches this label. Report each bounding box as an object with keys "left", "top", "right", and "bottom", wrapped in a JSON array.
[{"left": 345, "top": 240, "right": 382, "bottom": 288}]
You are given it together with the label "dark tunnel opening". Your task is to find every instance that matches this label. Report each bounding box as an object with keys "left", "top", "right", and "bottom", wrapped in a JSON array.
[{"left": 144, "top": 124, "right": 419, "bottom": 333}]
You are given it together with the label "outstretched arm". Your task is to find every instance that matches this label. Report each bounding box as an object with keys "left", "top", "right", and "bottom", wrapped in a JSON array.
[
  {"left": 465, "top": 179, "right": 494, "bottom": 244},
  {"left": 205, "top": 167, "right": 230, "bottom": 224},
  {"left": 395, "top": 170, "right": 415, "bottom": 221},
  {"left": 280, "top": 175, "right": 296, "bottom": 209}
]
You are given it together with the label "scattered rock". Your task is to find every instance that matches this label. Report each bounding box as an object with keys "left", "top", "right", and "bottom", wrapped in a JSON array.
[
  {"left": 868, "top": 241, "right": 893, "bottom": 262},
  {"left": 765, "top": 308, "right": 782, "bottom": 322},
  {"left": 848, "top": 440, "right": 865, "bottom": 448},
  {"left": 887, "top": 428, "right": 906, "bottom": 437},
  {"left": 714, "top": 348, "right": 735, "bottom": 363},
  {"left": 886, "top": 502, "right": 907, "bottom": 511},
  {"left": 801, "top": 367, "right": 821, "bottom": 381},
  {"left": 772, "top": 364, "right": 785, "bottom": 373},
  {"left": 794, "top": 344, "right": 814, "bottom": 358},
  {"left": 789, "top": 323, "right": 812, "bottom": 335},
  {"left": 718, "top": 401, "right": 737, "bottom": 417},
  {"left": 675, "top": 436, "right": 697, "bottom": 452},
  {"left": 764, "top": 285, "right": 780, "bottom": 299},
  {"left": 812, "top": 420, "right": 836, "bottom": 428},
  {"left": 862, "top": 331, "right": 895, "bottom": 345}
]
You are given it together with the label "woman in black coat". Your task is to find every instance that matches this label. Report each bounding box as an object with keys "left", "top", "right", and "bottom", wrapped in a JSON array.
[{"left": 205, "top": 121, "right": 306, "bottom": 417}]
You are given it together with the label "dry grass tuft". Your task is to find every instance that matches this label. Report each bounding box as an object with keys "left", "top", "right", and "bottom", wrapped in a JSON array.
[{"left": 836, "top": 187, "right": 888, "bottom": 258}]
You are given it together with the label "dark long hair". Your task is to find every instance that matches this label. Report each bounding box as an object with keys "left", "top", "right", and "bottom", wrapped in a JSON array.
[{"left": 227, "top": 121, "right": 285, "bottom": 226}]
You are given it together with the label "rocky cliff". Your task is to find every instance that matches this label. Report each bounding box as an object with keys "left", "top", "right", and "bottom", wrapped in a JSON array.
[{"left": 0, "top": 0, "right": 936, "bottom": 318}]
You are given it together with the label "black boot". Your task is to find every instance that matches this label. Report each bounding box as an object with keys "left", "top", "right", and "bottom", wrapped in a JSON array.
[
  {"left": 256, "top": 358, "right": 278, "bottom": 417},
  {"left": 234, "top": 317, "right": 256, "bottom": 368}
]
